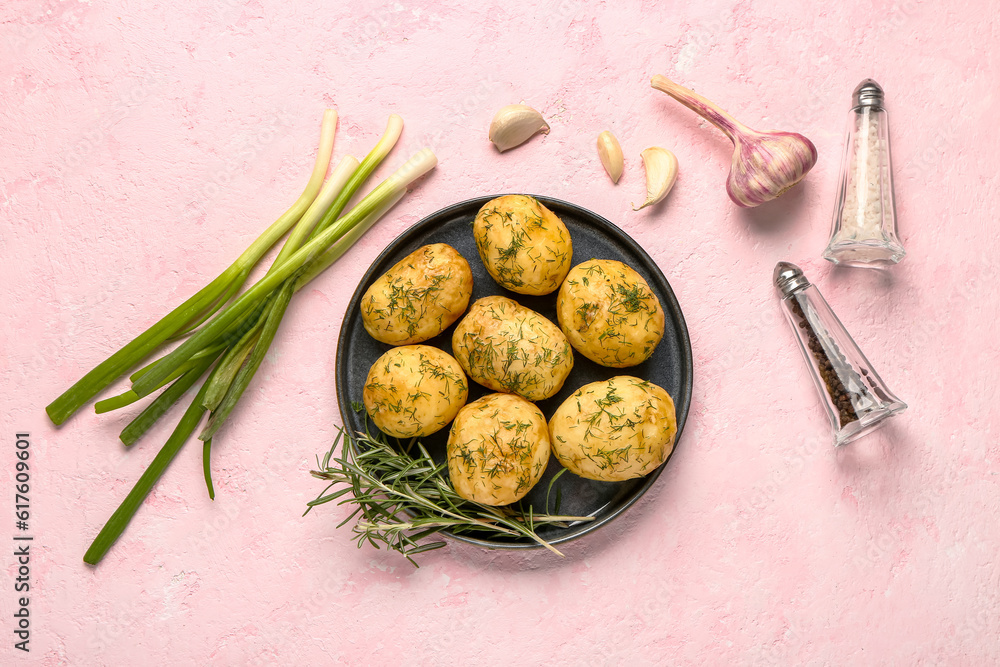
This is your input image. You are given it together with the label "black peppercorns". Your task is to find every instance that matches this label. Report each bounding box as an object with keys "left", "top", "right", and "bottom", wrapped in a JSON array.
[{"left": 789, "top": 298, "right": 859, "bottom": 428}]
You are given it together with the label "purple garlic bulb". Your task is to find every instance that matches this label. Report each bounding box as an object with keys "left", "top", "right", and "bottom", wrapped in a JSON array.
[{"left": 651, "top": 74, "right": 818, "bottom": 208}]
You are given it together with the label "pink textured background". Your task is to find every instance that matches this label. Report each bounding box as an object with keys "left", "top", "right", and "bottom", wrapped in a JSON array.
[{"left": 2, "top": 1, "right": 998, "bottom": 664}]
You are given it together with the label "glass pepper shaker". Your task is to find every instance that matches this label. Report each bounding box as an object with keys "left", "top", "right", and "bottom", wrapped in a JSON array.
[
  {"left": 774, "top": 262, "right": 907, "bottom": 445},
  {"left": 822, "top": 79, "right": 905, "bottom": 267}
]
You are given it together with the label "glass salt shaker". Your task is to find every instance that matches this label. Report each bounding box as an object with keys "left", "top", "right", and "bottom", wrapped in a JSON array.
[
  {"left": 774, "top": 262, "right": 907, "bottom": 445},
  {"left": 822, "top": 79, "right": 905, "bottom": 267}
]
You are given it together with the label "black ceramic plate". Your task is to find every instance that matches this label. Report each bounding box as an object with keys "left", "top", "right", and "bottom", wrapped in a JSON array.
[{"left": 335, "top": 195, "right": 693, "bottom": 550}]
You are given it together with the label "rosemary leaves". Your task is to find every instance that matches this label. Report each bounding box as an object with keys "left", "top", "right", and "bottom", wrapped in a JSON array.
[{"left": 305, "top": 428, "right": 594, "bottom": 565}]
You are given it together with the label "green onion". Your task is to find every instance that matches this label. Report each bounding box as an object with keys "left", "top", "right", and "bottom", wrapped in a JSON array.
[
  {"left": 191, "top": 154, "right": 362, "bottom": 415},
  {"left": 270, "top": 155, "right": 360, "bottom": 271},
  {"left": 46, "top": 110, "right": 339, "bottom": 426},
  {"left": 95, "top": 351, "right": 216, "bottom": 414},
  {"left": 203, "top": 439, "right": 215, "bottom": 500},
  {"left": 309, "top": 115, "right": 403, "bottom": 241},
  {"left": 73, "top": 111, "right": 437, "bottom": 565},
  {"left": 199, "top": 280, "right": 294, "bottom": 441},
  {"left": 167, "top": 267, "right": 249, "bottom": 341},
  {"left": 83, "top": 368, "right": 217, "bottom": 565},
  {"left": 294, "top": 187, "right": 406, "bottom": 289},
  {"left": 200, "top": 315, "right": 265, "bottom": 412},
  {"left": 119, "top": 352, "right": 220, "bottom": 447},
  {"left": 130, "top": 148, "right": 437, "bottom": 399}
]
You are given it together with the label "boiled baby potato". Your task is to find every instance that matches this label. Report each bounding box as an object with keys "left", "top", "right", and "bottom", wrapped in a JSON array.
[
  {"left": 473, "top": 194, "right": 572, "bottom": 295},
  {"left": 447, "top": 393, "right": 550, "bottom": 506},
  {"left": 556, "top": 259, "right": 664, "bottom": 368},
  {"left": 363, "top": 345, "right": 469, "bottom": 438},
  {"left": 360, "top": 243, "right": 473, "bottom": 346},
  {"left": 549, "top": 376, "right": 677, "bottom": 482},
  {"left": 451, "top": 295, "right": 573, "bottom": 401}
]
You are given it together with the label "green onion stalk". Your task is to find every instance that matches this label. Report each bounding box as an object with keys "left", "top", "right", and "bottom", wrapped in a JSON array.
[
  {"left": 46, "top": 110, "right": 341, "bottom": 427},
  {"left": 57, "top": 113, "right": 437, "bottom": 565}
]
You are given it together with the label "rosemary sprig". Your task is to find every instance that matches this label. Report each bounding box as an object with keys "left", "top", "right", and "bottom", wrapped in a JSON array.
[{"left": 305, "top": 428, "right": 595, "bottom": 566}]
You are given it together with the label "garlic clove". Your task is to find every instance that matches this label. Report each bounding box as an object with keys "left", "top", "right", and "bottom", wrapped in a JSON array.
[
  {"left": 489, "top": 104, "right": 550, "bottom": 152},
  {"left": 597, "top": 130, "right": 624, "bottom": 183},
  {"left": 633, "top": 147, "right": 678, "bottom": 211}
]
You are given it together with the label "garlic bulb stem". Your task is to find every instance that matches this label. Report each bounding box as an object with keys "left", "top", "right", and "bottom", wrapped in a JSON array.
[{"left": 651, "top": 75, "right": 750, "bottom": 140}]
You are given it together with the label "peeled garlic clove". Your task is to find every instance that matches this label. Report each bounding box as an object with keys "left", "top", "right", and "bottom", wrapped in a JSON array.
[
  {"left": 597, "top": 130, "right": 624, "bottom": 183},
  {"left": 633, "top": 147, "right": 678, "bottom": 211},
  {"left": 489, "top": 104, "right": 550, "bottom": 152}
]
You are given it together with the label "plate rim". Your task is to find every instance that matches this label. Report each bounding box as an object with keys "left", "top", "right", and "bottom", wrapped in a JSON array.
[{"left": 335, "top": 193, "right": 693, "bottom": 550}]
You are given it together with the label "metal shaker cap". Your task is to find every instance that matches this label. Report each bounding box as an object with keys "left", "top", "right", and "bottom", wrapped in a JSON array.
[
  {"left": 853, "top": 79, "right": 884, "bottom": 110},
  {"left": 774, "top": 261, "right": 811, "bottom": 296}
]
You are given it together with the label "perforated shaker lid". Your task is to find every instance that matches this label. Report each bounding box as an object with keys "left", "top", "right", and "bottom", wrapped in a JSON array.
[
  {"left": 853, "top": 79, "right": 884, "bottom": 110},
  {"left": 773, "top": 261, "right": 811, "bottom": 296}
]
